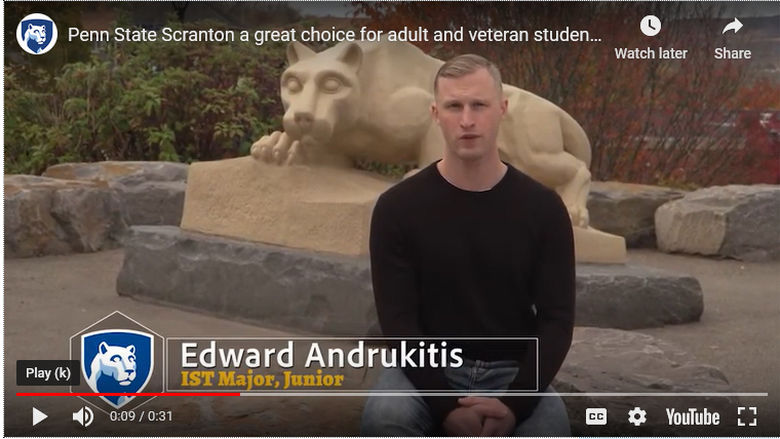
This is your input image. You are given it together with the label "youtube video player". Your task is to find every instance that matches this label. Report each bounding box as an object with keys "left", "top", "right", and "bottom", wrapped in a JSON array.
[{"left": 3, "top": 1, "right": 779, "bottom": 437}]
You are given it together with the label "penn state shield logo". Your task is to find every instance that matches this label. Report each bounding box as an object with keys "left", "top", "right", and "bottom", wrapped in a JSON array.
[
  {"left": 81, "top": 329, "right": 154, "bottom": 409},
  {"left": 16, "top": 13, "right": 58, "bottom": 55}
]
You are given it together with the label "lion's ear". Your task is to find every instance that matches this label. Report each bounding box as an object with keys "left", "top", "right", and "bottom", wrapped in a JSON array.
[
  {"left": 337, "top": 43, "right": 363, "bottom": 72},
  {"left": 287, "top": 41, "right": 316, "bottom": 65},
  {"left": 99, "top": 342, "right": 109, "bottom": 355},
  {"left": 127, "top": 345, "right": 135, "bottom": 355}
]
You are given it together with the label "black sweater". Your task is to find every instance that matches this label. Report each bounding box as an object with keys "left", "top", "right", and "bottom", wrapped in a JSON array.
[{"left": 369, "top": 160, "right": 575, "bottom": 425}]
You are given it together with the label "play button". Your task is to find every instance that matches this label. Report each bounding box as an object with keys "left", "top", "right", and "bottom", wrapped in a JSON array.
[{"left": 32, "top": 407, "right": 47, "bottom": 426}]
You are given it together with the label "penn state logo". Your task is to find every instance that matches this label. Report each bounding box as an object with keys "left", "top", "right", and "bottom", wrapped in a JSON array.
[
  {"left": 16, "top": 13, "right": 58, "bottom": 55},
  {"left": 81, "top": 329, "right": 154, "bottom": 409}
]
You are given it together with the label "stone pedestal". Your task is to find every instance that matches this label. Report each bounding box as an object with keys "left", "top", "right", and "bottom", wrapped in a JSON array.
[
  {"left": 180, "top": 157, "right": 392, "bottom": 257},
  {"left": 573, "top": 227, "right": 626, "bottom": 264},
  {"left": 117, "top": 226, "right": 702, "bottom": 333},
  {"left": 181, "top": 157, "right": 626, "bottom": 263}
]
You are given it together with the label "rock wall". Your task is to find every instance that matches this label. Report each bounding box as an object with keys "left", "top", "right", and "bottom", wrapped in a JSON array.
[
  {"left": 43, "top": 161, "right": 188, "bottom": 227},
  {"left": 5, "top": 161, "right": 188, "bottom": 258},
  {"left": 4, "top": 175, "right": 124, "bottom": 257}
]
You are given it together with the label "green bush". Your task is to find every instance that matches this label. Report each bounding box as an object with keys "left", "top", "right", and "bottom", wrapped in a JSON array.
[{"left": 5, "top": 20, "right": 286, "bottom": 175}]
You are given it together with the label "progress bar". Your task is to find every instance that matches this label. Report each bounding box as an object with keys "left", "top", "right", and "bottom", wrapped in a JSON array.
[
  {"left": 16, "top": 392, "right": 241, "bottom": 396},
  {"left": 17, "top": 392, "right": 768, "bottom": 397}
]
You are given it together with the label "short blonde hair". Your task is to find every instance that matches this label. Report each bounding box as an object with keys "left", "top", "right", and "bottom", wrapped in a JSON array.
[{"left": 433, "top": 54, "right": 503, "bottom": 95}]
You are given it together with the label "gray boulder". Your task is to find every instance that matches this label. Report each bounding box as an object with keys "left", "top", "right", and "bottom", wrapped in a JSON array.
[
  {"left": 4, "top": 175, "right": 125, "bottom": 257},
  {"left": 43, "top": 161, "right": 188, "bottom": 226},
  {"left": 111, "top": 178, "right": 186, "bottom": 226},
  {"left": 588, "top": 182, "right": 687, "bottom": 248},
  {"left": 576, "top": 263, "right": 703, "bottom": 329},
  {"left": 656, "top": 185, "right": 780, "bottom": 261},
  {"left": 116, "top": 226, "right": 377, "bottom": 335}
]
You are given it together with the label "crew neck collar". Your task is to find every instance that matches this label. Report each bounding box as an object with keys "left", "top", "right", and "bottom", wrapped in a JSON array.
[{"left": 432, "top": 159, "right": 511, "bottom": 194}]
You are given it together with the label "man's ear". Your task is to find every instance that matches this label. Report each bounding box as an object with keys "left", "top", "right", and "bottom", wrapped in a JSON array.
[
  {"left": 500, "top": 98, "right": 508, "bottom": 116},
  {"left": 431, "top": 103, "right": 440, "bottom": 125}
]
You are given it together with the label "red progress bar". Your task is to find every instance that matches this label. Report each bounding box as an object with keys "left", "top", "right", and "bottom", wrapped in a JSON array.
[{"left": 16, "top": 392, "right": 241, "bottom": 396}]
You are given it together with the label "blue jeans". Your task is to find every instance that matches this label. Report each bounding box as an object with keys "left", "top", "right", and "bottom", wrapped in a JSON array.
[{"left": 361, "top": 359, "right": 571, "bottom": 436}]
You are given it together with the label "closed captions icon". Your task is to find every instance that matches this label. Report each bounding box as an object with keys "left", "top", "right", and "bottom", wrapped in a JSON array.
[{"left": 586, "top": 407, "right": 608, "bottom": 425}]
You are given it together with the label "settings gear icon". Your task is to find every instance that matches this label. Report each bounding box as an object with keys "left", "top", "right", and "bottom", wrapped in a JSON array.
[{"left": 628, "top": 407, "right": 647, "bottom": 426}]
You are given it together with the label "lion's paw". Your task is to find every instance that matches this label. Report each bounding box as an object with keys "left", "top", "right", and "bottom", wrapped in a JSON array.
[{"left": 250, "top": 131, "right": 304, "bottom": 165}]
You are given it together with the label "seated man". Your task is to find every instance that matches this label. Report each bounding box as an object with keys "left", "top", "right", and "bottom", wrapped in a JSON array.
[{"left": 361, "top": 54, "right": 575, "bottom": 436}]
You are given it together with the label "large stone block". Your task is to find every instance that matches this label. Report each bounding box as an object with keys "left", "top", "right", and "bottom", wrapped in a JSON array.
[
  {"left": 576, "top": 263, "right": 703, "bottom": 329},
  {"left": 44, "top": 161, "right": 188, "bottom": 226},
  {"left": 113, "top": 179, "right": 187, "bottom": 226},
  {"left": 117, "top": 226, "right": 377, "bottom": 335},
  {"left": 4, "top": 175, "right": 124, "bottom": 257},
  {"left": 117, "top": 226, "right": 702, "bottom": 333},
  {"left": 655, "top": 185, "right": 780, "bottom": 261},
  {"left": 558, "top": 327, "right": 734, "bottom": 436},
  {"left": 588, "top": 181, "right": 687, "bottom": 248}
]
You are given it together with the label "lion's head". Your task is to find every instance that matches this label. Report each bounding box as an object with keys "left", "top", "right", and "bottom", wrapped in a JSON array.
[
  {"left": 92, "top": 341, "right": 137, "bottom": 386},
  {"left": 25, "top": 24, "right": 46, "bottom": 44},
  {"left": 279, "top": 42, "right": 363, "bottom": 147}
]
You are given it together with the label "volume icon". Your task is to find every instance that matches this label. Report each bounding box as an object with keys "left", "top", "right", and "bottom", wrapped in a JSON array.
[{"left": 72, "top": 406, "right": 94, "bottom": 427}]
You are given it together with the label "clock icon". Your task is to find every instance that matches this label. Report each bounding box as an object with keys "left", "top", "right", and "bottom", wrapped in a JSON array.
[{"left": 641, "top": 15, "right": 662, "bottom": 37}]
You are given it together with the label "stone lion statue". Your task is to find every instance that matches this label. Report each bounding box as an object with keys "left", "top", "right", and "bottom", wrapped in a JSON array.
[{"left": 251, "top": 40, "right": 592, "bottom": 227}]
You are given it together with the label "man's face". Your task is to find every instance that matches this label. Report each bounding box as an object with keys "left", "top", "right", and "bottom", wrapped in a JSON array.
[{"left": 432, "top": 68, "right": 508, "bottom": 163}]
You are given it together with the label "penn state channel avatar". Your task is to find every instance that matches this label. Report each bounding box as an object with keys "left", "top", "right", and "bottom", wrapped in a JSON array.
[
  {"left": 81, "top": 329, "right": 154, "bottom": 409},
  {"left": 16, "top": 13, "right": 58, "bottom": 55}
]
